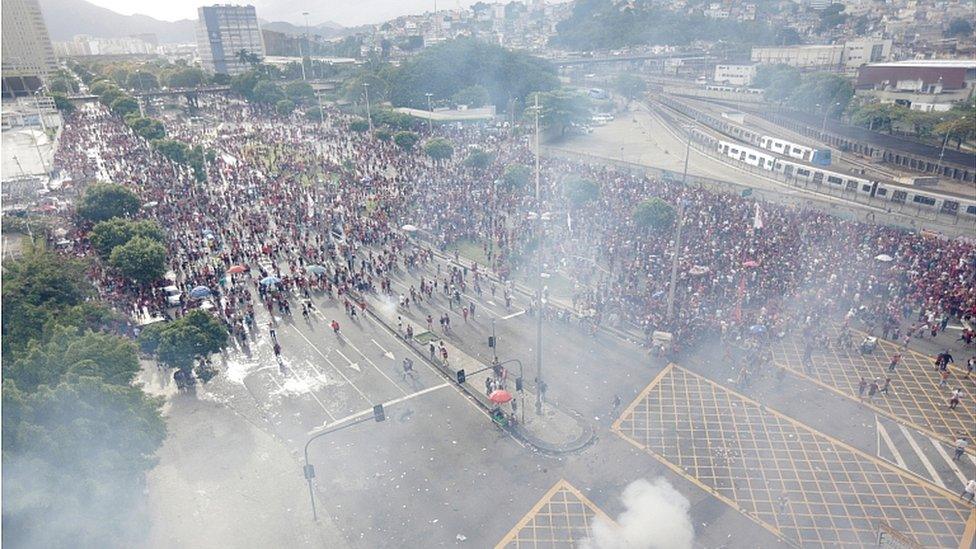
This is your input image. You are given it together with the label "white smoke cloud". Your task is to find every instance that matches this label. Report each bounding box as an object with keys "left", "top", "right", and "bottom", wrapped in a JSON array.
[{"left": 583, "top": 477, "right": 695, "bottom": 549}]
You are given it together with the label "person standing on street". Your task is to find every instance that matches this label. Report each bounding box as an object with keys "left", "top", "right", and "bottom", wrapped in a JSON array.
[
  {"left": 857, "top": 377, "right": 867, "bottom": 400},
  {"left": 961, "top": 478, "right": 976, "bottom": 502},
  {"left": 952, "top": 437, "right": 968, "bottom": 461}
]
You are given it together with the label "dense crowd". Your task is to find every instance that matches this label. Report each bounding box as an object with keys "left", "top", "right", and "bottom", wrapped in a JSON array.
[{"left": 51, "top": 96, "right": 976, "bottom": 357}]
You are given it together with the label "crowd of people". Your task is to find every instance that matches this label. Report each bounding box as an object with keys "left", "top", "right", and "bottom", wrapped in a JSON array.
[{"left": 50, "top": 95, "right": 974, "bottom": 367}]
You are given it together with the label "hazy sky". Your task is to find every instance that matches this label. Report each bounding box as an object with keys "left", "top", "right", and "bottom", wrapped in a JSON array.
[{"left": 84, "top": 0, "right": 490, "bottom": 26}]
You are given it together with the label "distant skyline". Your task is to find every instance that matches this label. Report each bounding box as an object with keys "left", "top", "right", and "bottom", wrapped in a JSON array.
[{"left": 81, "top": 0, "right": 502, "bottom": 27}]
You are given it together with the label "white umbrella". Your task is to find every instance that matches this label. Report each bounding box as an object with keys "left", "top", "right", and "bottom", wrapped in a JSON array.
[
  {"left": 874, "top": 254, "right": 894, "bottom": 262},
  {"left": 401, "top": 224, "right": 420, "bottom": 233}
]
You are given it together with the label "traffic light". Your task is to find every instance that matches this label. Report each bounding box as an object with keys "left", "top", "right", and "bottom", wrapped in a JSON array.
[
  {"left": 515, "top": 377, "right": 523, "bottom": 392},
  {"left": 456, "top": 369, "right": 466, "bottom": 384},
  {"left": 373, "top": 404, "right": 386, "bottom": 422},
  {"left": 488, "top": 336, "right": 495, "bottom": 348}
]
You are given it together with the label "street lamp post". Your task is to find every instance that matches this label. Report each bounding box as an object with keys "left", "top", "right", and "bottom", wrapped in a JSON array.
[
  {"left": 425, "top": 92, "right": 433, "bottom": 133},
  {"left": 532, "top": 93, "right": 545, "bottom": 416},
  {"left": 665, "top": 138, "right": 690, "bottom": 321},
  {"left": 363, "top": 82, "right": 373, "bottom": 133},
  {"left": 303, "top": 405, "right": 386, "bottom": 520},
  {"left": 298, "top": 12, "right": 310, "bottom": 81}
]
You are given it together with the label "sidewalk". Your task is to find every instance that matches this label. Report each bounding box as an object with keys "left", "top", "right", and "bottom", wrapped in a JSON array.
[{"left": 363, "top": 291, "right": 594, "bottom": 455}]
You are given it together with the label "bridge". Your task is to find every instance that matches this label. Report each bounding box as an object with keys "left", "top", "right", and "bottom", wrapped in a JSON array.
[{"left": 544, "top": 51, "right": 710, "bottom": 67}]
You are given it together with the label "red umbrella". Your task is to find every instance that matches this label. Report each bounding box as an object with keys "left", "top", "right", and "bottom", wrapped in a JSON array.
[
  {"left": 226, "top": 265, "right": 247, "bottom": 274},
  {"left": 743, "top": 260, "right": 760, "bottom": 268},
  {"left": 489, "top": 389, "right": 513, "bottom": 404}
]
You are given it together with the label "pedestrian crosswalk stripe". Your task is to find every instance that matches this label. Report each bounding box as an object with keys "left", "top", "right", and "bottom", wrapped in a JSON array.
[
  {"left": 876, "top": 416, "right": 907, "bottom": 469},
  {"left": 929, "top": 438, "right": 969, "bottom": 487},
  {"left": 897, "top": 423, "right": 946, "bottom": 489}
]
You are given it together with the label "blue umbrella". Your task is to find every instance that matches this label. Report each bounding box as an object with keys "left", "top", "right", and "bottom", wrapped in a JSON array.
[
  {"left": 749, "top": 324, "right": 766, "bottom": 334},
  {"left": 306, "top": 265, "right": 327, "bottom": 275},
  {"left": 189, "top": 286, "right": 211, "bottom": 299},
  {"left": 260, "top": 276, "right": 282, "bottom": 286}
]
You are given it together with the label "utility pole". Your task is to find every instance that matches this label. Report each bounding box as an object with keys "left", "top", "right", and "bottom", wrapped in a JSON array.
[
  {"left": 425, "top": 92, "right": 433, "bottom": 132},
  {"left": 298, "top": 11, "right": 309, "bottom": 81},
  {"left": 533, "top": 93, "right": 544, "bottom": 415},
  {"left": 316, "top": 91, "right": 325, "bottom": 125},
  {"left": 363, "top": 82, "right": 373, "bottom": 133},
  {"left": 665, "top": 138, "right": 690, "bottom": 321}
]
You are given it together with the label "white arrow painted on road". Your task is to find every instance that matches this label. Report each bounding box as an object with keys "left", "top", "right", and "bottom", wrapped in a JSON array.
[
  {"left": 334, "top": 349, "right": 361, "bottom": 372},
  {"left": 371, "top": 338, "right": 395, "bottom": 360}
]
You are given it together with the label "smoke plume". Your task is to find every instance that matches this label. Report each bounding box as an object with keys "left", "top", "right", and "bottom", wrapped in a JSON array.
[{"left": 583, "top": 477, "right": 695, "bottom": 549}]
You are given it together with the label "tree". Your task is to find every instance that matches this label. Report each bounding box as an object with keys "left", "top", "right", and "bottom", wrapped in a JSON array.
[
  {"left": 229, "top": 71, "right": 262, "bottom": 100},
  {"left": 109, "top": 236, "right": 167, "bottom": 285},
  {"left": 375, "top": 128, "right": 392, "bottom": 141},
  {"left": 388, "top": 37, "right": 558, "bottom": 110},
  {"left": 153, "top": 310, "right": 228, "bottom": 372},
  {"left": 127, "top": 71, "right": 159, "bottom": 91},
  {"left": 50, "top": 93, "right": 76, "bottom": 114},
  {"left": 790, "top": 72, "right": 853, "bottom": 116},
  {"left": 614, "top": 74, "right": 646, "bottom": 100},
  {"left": 564, "top": 177, "right": 599, "bottom": 208},
  {"left": 89, "top": 218, "right": 164, "bottom": 258},
  {"left": 424, "top": 138, "right": 454, "bottom": 161},
  {"left": 753, "top": 64, "right": 802, "bottom": 104},
  {"left": 817, "top": 3, "right": 848, "bottom": 32},
  {"left": 946, "top": 18, "right": 973, "bottom": 38},
  {"left": 934, "top": 112, "right": 975, "bottom": 150},
  {"left": 108, "top": 66, "right": 131, "bottom": 87},
  {"left": 88, "top": 80, "right": 115, "bottom": 97},
  {"left": 394, "top": 131, "right": 419, "bottom": 150},
  {"left": 127, "top": 117, "right": 166, "bottom": 140},
  {"left": 502, "top": 164, "right": 531, "bottom": 190},
  {"left": 48, "top": 70, "right": 79, "bottom": 94},
  {"left": 275, "top": 99, "right": 296, "bottom": 116},
  {"left": 98, "top": 86, "right": 125, "bottom": 108},
  {"left": 452, "top": 85, "right": 490, "bottom": 108},
  {"left": 235, "top": 49, "right": 262, "bottom": 68},
  {"left": 109, "top": 96, "right": 140, "bottom": 118},
  {"left": 7, "top": 327, "right": 141, "bottom": 391},
  {"left": 284, "top": 81, "right": 315, "bottom": 104},
  {"left": 633, "top": 197, "right": 675, "bottom": 231},
  {"left": 464, "top": 148, "right": 493, "bottom": 171},
  {"left": 349, "top": 119, "right": 370, "bottom": 132},
  {"left": 76, "top": 182, "right": 141, "bottom": 223},
  {"left": 252, "top": 80, "right": 284, "bottom": 104},
  {"left": 531, "top": 90, "right": 592, "bottom": 136},
  {"left": 848, "top": 101, "right": 899, "bottom": 133},
  {"left": 152, "top": 139, "right": 190, "bottom": 164},
  {"left": 165, "top": 67, "right": 205, "bottom": 88}
]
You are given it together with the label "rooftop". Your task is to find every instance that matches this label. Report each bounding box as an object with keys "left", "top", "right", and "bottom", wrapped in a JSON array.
[{"left": 866, "top": 59, "right": 976, "bottom": 69}]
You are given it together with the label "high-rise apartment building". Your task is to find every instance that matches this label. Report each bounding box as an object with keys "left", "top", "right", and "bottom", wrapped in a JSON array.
[
  {"left": 196, "top": 4, "right": 265, "bottom": 75},
  {"left": 1, "top": 0, "right": 58, "bottom": 98}
]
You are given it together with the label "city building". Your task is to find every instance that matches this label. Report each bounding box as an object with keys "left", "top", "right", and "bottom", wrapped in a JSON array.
[
  {"left": 751, "top": 44, "right": 846, "bottom": 69},
  {"left": 1, "top": 0, "right": 57, "bottom": 98},
  {"left": 713, "top": 64, "right": 758, "bottom": 86},
  {"left": 54, "top": 35, "right": 156, "bottom": 57},
  {"left": 842, "top": 39, "right": 892, "bottom": 72},
  {"left": 855, "top": 59, "right": 976, "bottom": 112},
  {"left": 196, "top": 4, "right": 265, "bottom": 75}
]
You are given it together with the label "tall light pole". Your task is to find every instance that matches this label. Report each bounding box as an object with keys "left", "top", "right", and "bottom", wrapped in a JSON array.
[
  {"left": 303, "top": 11, "right": 311, "bottom": 80},
  {"left": 934, "top": 122, "right": 951, "bottom": 180},
  {"left": 425, "top": 92, "right": 433, "bottom": 132},
  {"left": 665, "top": 138, "right": 690, "bottom": 321},
  {"left": 532, "top": 93, "right": 545, "bottom": 415},
  {"left": 363, "top": 82, "right": 373, "bottom": 133}
]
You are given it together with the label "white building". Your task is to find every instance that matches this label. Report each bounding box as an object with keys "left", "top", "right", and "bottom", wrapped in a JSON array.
[
  {"left": 196, "top": 4, "right": 265, "bottom": 75},
  {"left": 751, "top": 44, "right": 845, "bottom": 69},
  {"left": 1, "top": 0, "right": 57, "bottom": 98},
  {"left": 713, "top": 64, "right": 758, "bottom": 86},
  {"left": 842, "top": 38, "right": 892, "bottom": 73}
]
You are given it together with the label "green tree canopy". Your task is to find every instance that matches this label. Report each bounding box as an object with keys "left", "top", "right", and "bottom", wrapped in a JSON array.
[
  {"left": 349, "top": 119, "right": 370, "bottom": 132},
  {"left": 7, "top": 327, "right": 141, "bottom": 391},
  {"left": 633, "top": 197, "right": 675, "bottom": 231},
  {"left": 424, "top": 137, "right": 454, "bottom": 161},
  {"left": 77, "top": 182, "right": 140, "bottom": 223},
  {"left": 165, "top": 67, "right": 205, "bottom": 88},
  {"left": 152, "top": 139, "right": 190, "bottom": 164},
  {"left": 464, "top": 148, "right": 493, "bottom": 171},
  {"left": 89, "top": 218, "right": 164, "bottom": 258},
  {"left": 109, "top": 235, "right": 167, "bottom": 285},
  {"left": 50, "top": 93, "right": 76, "bottom": 114},
  {"left": 564, "top": 177, "right": 600, "bottom": 208},
  {"left": 502, "top": 164, "right": 531, "bottom": 190},
  {"left": 530, "top": 90, "right": 592, "bottom": 136},
  {"left": 946, "top": 18, "right": 973, "bottom": 37},
  {"left": 388, "top": 37, "right": 558, "bottom": 109},
  {"left": 275, "top": 98, "right": 296, "bottom": 116},
  {"left": 284, "top": 81, "right": 315, "bottom": 104},
  {"left": 126, "top": 71, "right": 159, "bottom": 91},
  {"left": 127, "top": 116, "right": 166, "bottom": 140},
  {"left": 374, "top": 128, "right": 392, "bottom": 141},
  {"left": 452, "top": 85, "right": 490, "bottom": 108},
  {"left": 98, "top": 86, "right": 125, "bottom": 108},
  {"left": 109, "top": 96, "right": 140, "bottom": 118},
  {"left": 394, "top": 131, "right": 419, "bottom": 150},
  {"left": 148, "top": 310, "right": 228, "bottom": 371},
  {"left": 252, "top": 80, "right": 284, "bottom": 104}
]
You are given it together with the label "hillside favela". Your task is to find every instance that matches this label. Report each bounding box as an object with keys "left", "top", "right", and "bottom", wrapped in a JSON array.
[{"left": 1, "top": 0, "right": 974, "bottom": 547}]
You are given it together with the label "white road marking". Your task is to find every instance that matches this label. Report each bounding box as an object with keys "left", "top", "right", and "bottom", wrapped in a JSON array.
[
  {"left": 876, "top": 416, "right": 907, "bottom": 469},
  {"left": 501, "top": 310, "right": 527, "bottom": 320},
  {"left": 897, "top": 423, "right": 946, "bottom": 488},
  {"left": 929, "top": 437, "right": 969, "bottom": 486},
  {"left": 340, "top": 335, "right": 408, "bottom": 395},
  {"left": 289, "top": 325, "right": 371, "bottom": 402},
  {"left": 371, "top": 338, "right": 396, "bottom": 360},
  {"left": 333, "top": 348, "right": 361, "bottom": 372},
  {"left": 308, "top": 382, "right": 450, "bottom": 435}
]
